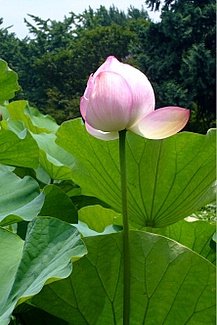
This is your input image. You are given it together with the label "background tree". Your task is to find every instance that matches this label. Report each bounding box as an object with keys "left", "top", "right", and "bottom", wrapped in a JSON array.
[
  {"left": 0, "top": 2, "right": 215, "bottom": 130},
  {"left": 12, "top": 6, "right": 149, "bottom": 123},
  {"left": 0, "top": 19, "right": 22, "bottom": 70},
  {"left": 132, "top": 0, "right": 216, "bottom": 132}
]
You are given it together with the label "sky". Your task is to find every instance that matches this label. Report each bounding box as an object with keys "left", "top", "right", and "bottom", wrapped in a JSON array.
[{"left": 0, "top": 0, "right": 160, "bottom": 39}]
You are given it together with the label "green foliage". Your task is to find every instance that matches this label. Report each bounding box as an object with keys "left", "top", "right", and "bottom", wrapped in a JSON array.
[
  {"left": 0, "top": 229, "right": 24, "bottom": 318},
  {"left": 41, "top": 185, "right": 78, "bottom": 223},
  {"left": 56, "top": 119, "right": 216, "bottom": 227},
  {"left": 0, "top": 22, "right": 22, "bottom": 72},
  {"left": 0, "top": 61, "right": 87, "bottom": 324},
  {"left": 180, "top": 43, "right": 215, "bottom": 118},
  {"left": 78, "top": 205, "right": 122, "bottom": 232},
  {"left": 0, "top": 31, "right": 216, "bottom": 324},
  {"left": 0, "top": 166, "right": 44, "bottom": 226},
  {"left": 5, "top": 100, "right": 58, "bottom": 133},
  {"left": 32, "top": 231, "right": 216, "bottom": 324},
  {"left": 0, "top": 217, "right": 87, "bottom": 325},
  {"left": 1, "top": 6, "right": 149, "bottom": 123},
  {"left": 148, "top": 218, "right": 216, "bottom": 264},
  {"left": 13, "top": 305, "right": 68, "bottom": 325},
  {"left": 0, "top": 2, "right": 215, "bottom": 130},
  {"left": 75, "top": 5, "right": 148, "bottom": 30},
  {"left": 0, "top": 126, "right": 39, "bottom": 168},
  {"left": 131, "top": 0, "right": 216, "bottom": 132},
  {"left": 0, "top": 59, "right": 19, "bottom": 104},
  {"left": 145, "top": 0, "right": 212, "bottom": 11}
]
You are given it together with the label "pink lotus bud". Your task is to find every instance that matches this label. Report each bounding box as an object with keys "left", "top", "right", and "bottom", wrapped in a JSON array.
[{"left": 80, "top": 56, "right": 190, "bottom": 140}]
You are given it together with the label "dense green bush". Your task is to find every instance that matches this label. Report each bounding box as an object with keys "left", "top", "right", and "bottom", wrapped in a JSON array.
[{"left": 0, "top": 1, "right": 215, "bottom": 128}]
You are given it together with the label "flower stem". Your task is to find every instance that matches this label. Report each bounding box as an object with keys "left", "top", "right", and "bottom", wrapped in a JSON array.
[{"left": 119, "top": 129, "right": 130, "bottom": 325}]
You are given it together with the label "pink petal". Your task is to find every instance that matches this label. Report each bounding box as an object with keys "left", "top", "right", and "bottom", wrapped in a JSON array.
[
  {"left": 94, "top": 56, "right": 115, "bottom": 77},
  {"left": 80, "top": 96, "right": 87, "bottom": 119},
  {"left": 84, "top": 74, "right": 94, "bottom": 98},
  {"left": 80, "top": 75, "right": 94, "bottom": 119},
  {"left": 85, "top": 122, "right": 119, "bottom": 141},
  {"left": 86, "top": 71, "right": 133, "bottom": 132},
  {"left": 129, "top": 106, "right": 190, "bottom": 139},
  {"left": 94, "top": 57, "right": 155, "bottom": 125},
  {"left": 95, "top": 57, "right": 155, "bottom": 125}
]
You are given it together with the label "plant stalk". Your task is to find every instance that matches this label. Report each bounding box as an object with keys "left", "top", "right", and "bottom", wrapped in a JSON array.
[{"left": 119, "top": 129, "right": 130, "bottom": 325}]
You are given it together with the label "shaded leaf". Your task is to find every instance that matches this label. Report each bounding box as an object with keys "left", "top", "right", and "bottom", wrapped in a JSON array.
[
  {"left": 147, "top": 218, "right": 216, "bottom": 263},
  {"left": 41, "top": 184, "right": 77, "bottom": 223},
  {"left": 32, "top": 231, "right": 216, "bottom": 325},
  {"left": 72, "top": 194, "right": 111, "bottom": 210},
  {"left": 0, "top": 127, "right": 39, "bottom": 168},
  {"left": 74, "top": 221, "right": 122, "bottom": 237},
  {"left": 56, "top": 119, "right": 216, "bottom": 227},
  {"left": 0, "top": 229, "right": 24, "bottom": 309},
  {"left": 0, "top": 167, "right": 44, "bottom": 226},
  {"left": 32, "top": 133, "right": 75, "bottom": 180},
  {"left": 0, "top": 216, "right": 87, "bottom": 325},
  {"left": 78, "top": 204, "right": 122, "bottom": 232},
  {"left": 13, "top": 304, "right": 68, "bottom": 325}
]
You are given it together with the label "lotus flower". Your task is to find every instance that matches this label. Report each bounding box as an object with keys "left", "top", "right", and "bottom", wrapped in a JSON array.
[{"left": 80, "top": 56, "right": 190, "bottom": 140}]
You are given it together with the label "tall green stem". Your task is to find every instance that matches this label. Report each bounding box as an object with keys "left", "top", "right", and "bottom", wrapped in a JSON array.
[{"left": 119, "top": 129, "right": 130, "bottom": 325}]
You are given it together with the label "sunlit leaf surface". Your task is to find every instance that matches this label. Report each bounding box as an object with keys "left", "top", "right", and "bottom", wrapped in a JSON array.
[
  {"left": 148, "top": 218, "right": 216, "bottom": 263},
  {"left": 56, "top": 119, "right": 216, "bottom": 227},
  {"left": 0, "top": 128, "right": 39, "bottom": 168},
  {"left": 0, "top": 59, "right": 20, "bottom": 104},
  {"left": 0, "top": 166, "right": 44, "bottom": 226},
  {"left": 32, "top": 231, "right": 216, "bottom": 325},
  {"left": 0, "top": 217, "right": 87, "bottom": 325}
]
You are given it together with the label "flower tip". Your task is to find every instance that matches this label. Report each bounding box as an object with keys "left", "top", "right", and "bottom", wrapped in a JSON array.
[{"left": 106, "top": 55, "right": 117, "bottom": 61}]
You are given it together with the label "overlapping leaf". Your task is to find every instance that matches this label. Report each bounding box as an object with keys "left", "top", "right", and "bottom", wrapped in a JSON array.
[
  {"left": 0, "top": 216, "right": 87, "bottom": 325},
  {"left": 1, "top": 101, "right": 74, "bottom": 180},
  {"left": 56, "top": 119, "right": 216, "bottom": 227},
  {"left": 5, "top": 100, "right": 58, "bottom": 134},
  {"left": 0, "top": 127, "right": 39, "bottom": 168},
  {"left": 149, "top": 218, "right": 216, "bottom": 263},
  {"left": 0, "top": 229, "right": 24, "bottom": 309},
  {"left": 0, "top": 59, "right": 20, "bottom": 104},
  {"left": 41, "top": 184, "right": 77, "bottom": 223},
  {"left": 32, "top": 133, "right": 75, "bottom": 180},
  {"left": 78, "top": 204, "right": 122, "bottom": 232},
  {"left": 0, "top": 166, "right": 44, "bottom": 226},
  {"left": 32, "top": 231, "right": 216, "bottom": 325}
]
